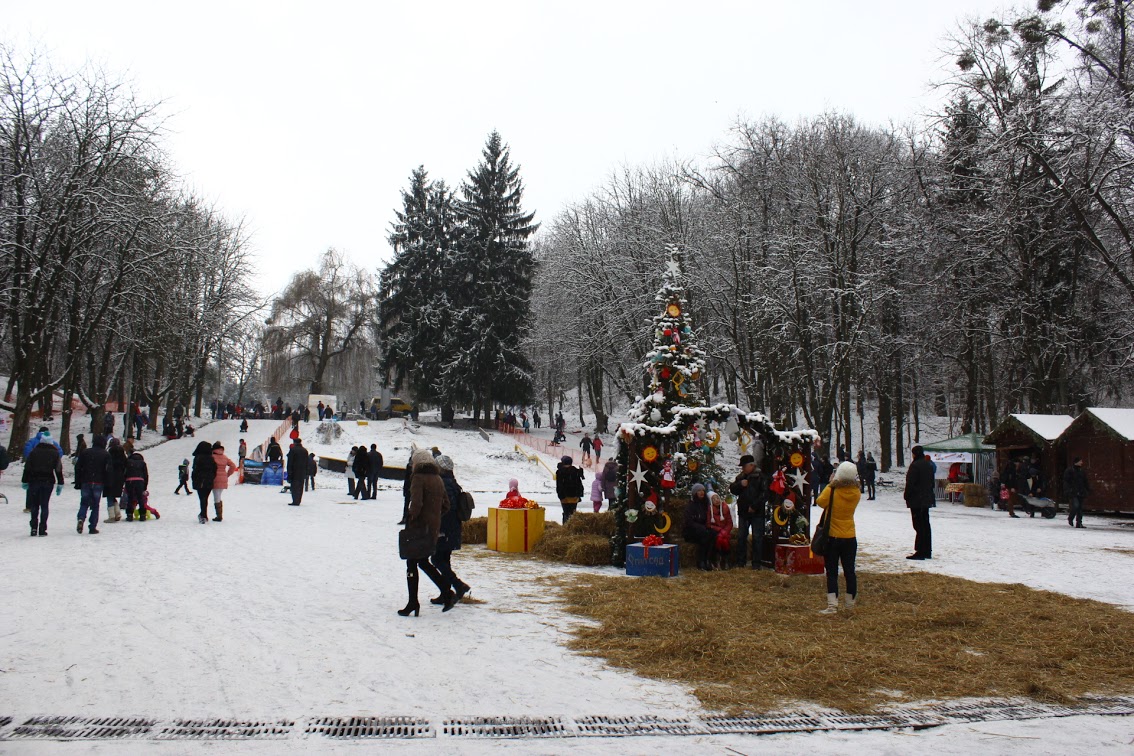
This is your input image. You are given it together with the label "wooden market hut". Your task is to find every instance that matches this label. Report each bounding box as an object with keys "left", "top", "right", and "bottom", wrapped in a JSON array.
[
  {"left": 983, "top": 414, "right": 1074, "bottom": 501},
  {"left": 1058, "top": 408, "right": 1134, "bottom": 513}
]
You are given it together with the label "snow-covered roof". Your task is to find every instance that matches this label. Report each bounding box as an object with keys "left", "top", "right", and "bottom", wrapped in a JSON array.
[
  {"left": 1011, "top": 414, "right": 1075, "bottom": 442},
  {"left": 1085, "top": 408, "right": 1134, "bottom": 442}
]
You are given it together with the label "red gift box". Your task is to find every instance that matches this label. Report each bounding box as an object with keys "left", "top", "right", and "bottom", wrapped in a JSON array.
[{"left": 774, "top": 543, "right": 825, "bottom": 575}]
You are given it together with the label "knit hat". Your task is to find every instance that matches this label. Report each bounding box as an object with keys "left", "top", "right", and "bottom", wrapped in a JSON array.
[
  {"left": 431, "top": 446, "right": 442, "bottom": 457},
  {"left": 182, "top": 458, "right": 189, "bottom": 466},
  {"left": 690, "top": 482, "right": 706, "bottom": 496},
  {"left": 834, "top": 461, "right": 858, "bottom": 484},
  {"left": 561, "top": 455, "right": 573, "bottom": 465},
  {"left": 436, "top": 454, "right": 454, "bottom": 472},
  {"left": 40, "top": 429, "right": 52, "bottom": 439},
  {"left": 212, "top": 441, "right": 223, "bottom": 450},
  {"left": 508, "top": 478, "right": 519, "bottom": 492}
]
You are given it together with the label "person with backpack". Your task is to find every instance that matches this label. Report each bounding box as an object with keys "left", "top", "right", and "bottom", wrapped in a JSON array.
[
  {"left": 23, "top": 431, "right": 65, "bottom": 536},
  {"left": 123, "top": 450, "right": 150, "bottom": 521},
  {"left": 430, "top": 455, "right": 470, "bottom": 608},
  {"left": 555, "top": 455, "right": 585, "bottom": 524},
  {"left": 175, "top": 459, "right": 192, "bottom": 495},
  {"left": 191, "top": 441, "right": 217, "bottom": 524},
  {"left": 74, "top": 434, "right": 111, "bottom": 534}
]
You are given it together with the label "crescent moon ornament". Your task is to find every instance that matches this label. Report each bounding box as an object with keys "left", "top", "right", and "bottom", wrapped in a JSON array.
[
  {"left": 773, "top": 507, "right": 789, "bottom": 527},
  {"left": 654, "top": 511, "right": 672, "bottom": 534},
  {"left": 706, "top": 429, "right": 721, "bottom": 448}
]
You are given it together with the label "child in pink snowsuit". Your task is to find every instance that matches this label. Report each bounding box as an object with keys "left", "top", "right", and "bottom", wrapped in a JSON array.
[{"left": 590, "top": 474, "right": 604, "bottom": 513}]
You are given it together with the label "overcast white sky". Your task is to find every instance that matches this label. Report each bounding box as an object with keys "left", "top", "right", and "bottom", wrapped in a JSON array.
[{"left": 8, "top": 0, "right": 1012, "bottom": 295}]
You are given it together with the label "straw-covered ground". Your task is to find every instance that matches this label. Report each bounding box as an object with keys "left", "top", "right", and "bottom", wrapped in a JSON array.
[
  {"left": 465, "top": 512, "right": 1134, "bottom": 714},
  {"left": 548, "top": 569, "right": 1134, "bottom": 713}
]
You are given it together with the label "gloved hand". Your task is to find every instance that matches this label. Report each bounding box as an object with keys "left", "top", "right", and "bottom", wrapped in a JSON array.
[
  {"left": 56, "top": 484, "right": 63, "bottom": 496},
  {"left": 22, "top": 483, "right": 28, "bottom": 491}
]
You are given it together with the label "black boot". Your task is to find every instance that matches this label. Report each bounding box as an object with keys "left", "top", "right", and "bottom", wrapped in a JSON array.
[{"left": 398, "top": 569, "right": 420, "bottom": 616}]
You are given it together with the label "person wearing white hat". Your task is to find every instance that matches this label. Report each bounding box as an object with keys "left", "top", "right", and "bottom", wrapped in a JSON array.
[{"left": 816, "top": 461, "right": 861, "bottom": 614}]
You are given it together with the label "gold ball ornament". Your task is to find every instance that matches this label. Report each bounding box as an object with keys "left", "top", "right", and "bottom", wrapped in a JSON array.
[{"left": 666, "top": 303, "right": 681, "bottom": 317}]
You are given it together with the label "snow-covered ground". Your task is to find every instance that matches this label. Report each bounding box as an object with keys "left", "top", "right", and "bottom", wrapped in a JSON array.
[{"left": 0, "top": 414, "right": 1131, "bottom": 753}]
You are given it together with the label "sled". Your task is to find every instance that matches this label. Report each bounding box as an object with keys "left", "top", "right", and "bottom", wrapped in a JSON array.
[{"left": 1020, "top": 495, "right": 1058, "bottom": 519}]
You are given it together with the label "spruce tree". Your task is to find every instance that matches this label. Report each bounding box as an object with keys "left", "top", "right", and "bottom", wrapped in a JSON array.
[
  {"left": 450, "top": 131, "right": 539, "bottom": 420},
  {"left": 380, "top": 167, "right": 463, "bottom": 403}
]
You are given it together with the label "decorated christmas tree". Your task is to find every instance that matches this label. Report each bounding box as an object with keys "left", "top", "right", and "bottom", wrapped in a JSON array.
[{"left": 611, "top": 246, "right": 818, "bottom": 567}]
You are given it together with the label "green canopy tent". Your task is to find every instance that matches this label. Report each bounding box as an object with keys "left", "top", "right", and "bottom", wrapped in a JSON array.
[{"left": 922, "top": 432, "right": 996, "bottom": 492}]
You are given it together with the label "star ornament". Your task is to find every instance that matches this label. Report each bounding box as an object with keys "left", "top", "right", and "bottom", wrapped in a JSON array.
[
  {"left": 629, "top": 461, "right": 650, "bottom": 491},
  {"left": 788, "top": 468, "right": 810, "bottom": 495},
  {"left": 665, "top": 257, "right": 681, "bottom": 278}
]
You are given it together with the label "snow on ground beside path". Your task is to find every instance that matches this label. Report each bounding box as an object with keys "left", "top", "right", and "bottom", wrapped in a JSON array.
[{"left": 1, "top": 416, "right": 1132, "bottom": 753}]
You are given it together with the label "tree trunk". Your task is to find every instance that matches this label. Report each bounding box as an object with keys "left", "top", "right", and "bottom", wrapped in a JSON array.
[{"left": 893, "top": 356, "right": 905, "bottom": 468}]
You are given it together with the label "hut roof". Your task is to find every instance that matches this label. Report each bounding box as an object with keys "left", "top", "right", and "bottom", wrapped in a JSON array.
[
  {"left": 994, "top": 414, "right": 1075, "bottom": 443},
  {"left": 922, "top": 432, "right": 995, "bottom": 453},
  {"left": 1081, "top": 408, "right": 1134, "bottom": 442}
]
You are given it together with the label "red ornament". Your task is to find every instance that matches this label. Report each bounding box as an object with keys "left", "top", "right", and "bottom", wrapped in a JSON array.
[
  {"left": 660, "top": 459, "right": 676, "bottom": 490},
  {"left": 660, "top": 367, "right": 671, "bottom": 379},
  {"left": 663, "top": 328, "right": 673, "bottom": 337}
]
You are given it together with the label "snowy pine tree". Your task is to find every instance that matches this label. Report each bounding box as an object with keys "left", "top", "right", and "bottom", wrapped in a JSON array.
[{"left": 449, "top": 131, "right": 539, "bottom": 420}]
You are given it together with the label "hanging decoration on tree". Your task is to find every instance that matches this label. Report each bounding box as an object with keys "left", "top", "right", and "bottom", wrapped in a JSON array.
[
  {"left": 660, "top": 458, "right": 676, "bottom": 490},
  {"left": 641, "top": 446, "right": 659, "bottom": 464},
  {"left": 787, "top": 468, "right": 810, "bottom": 496},
  {"left": 629, "top": 461, "right": 650, "bottom": 491}
]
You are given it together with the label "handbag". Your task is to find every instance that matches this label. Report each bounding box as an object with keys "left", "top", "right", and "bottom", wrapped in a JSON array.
[
  {"left": 398, "top": 525, "right": 434, "bottom": 560},
  {"left": 811, "top": 488, "right": 833, "bottom": 556}
]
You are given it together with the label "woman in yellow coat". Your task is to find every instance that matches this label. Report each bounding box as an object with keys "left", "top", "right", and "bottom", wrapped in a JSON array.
[{"left": 816, "top": 461, "right": 861, "bottom": 613}]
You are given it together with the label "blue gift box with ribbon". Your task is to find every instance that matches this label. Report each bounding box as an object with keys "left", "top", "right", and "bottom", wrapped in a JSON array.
[{"left": 625, "top": 543, "right": 679, "bottom": 577}]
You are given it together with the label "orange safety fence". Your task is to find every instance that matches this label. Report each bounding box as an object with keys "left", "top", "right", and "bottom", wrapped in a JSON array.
[{"left": 494, "top": 421, "right": 607, "bottom": 474}]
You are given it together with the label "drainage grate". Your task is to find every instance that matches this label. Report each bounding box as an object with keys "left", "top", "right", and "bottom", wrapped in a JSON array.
[
  {"left": 701, "top": 714, "right": 826, "bottom": 735},
  {"left": 305, "top": 716, "right": 433, "bottom": 739},
  {"left": 11, "top": 716, "right": 155, "bottom": 739},
  {"left": 933, "top": 700, "right": 1063, "bottom": 723},
  {"left": 821, "top": 713, "right": 906, "bottom": 731},
  {"left": 157, "top": 719, "right": 294, "bottom": 739},
  {"left": 575, "top": 715, "right": 699, "bottom": 737},
  {"left": 443, "top": 716, "right": 567, "bottom": 738}
]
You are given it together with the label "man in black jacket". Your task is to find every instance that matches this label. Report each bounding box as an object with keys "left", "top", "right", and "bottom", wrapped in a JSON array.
[
  {"left": 75, "top": 434, "right": 110, "bottom": 534},
  {"left": 729, "top": 454, "right": 767, "bottom": 569},
  {"left": 367, "top": 444, "right": 384, "bottom": 498},
  {"left": 1063, "top": 457, "right": 1090, "bottom": 528},
  {"left": 23, "top": 432, "right": 64, "bottom": 536},
  {"left": 286, "top": 439, "right": 309, "bottom": 506},
  {"left": 352, "top": 447, "right": 370, "bottom": 500},
  {"left": 903, "top": 445, "right": 936, "bottom": 559}
]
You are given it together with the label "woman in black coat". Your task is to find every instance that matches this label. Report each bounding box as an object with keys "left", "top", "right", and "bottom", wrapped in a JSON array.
[
  {"left": 191, "top": 440, "right": 217, "bottom": 524},
  {"left": 104, "top": 437, "right": 127, "bottom": 522},
  {"left": 351, "top": 448, "right": 370, "bottom": 500}
]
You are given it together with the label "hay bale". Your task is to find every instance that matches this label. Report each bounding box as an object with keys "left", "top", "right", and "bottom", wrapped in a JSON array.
[
  {"left": 564, "top": 511, "right": 616, "bottom": 536},
  {"left": 532, "top": 524, "right": 571, "bottom": 561},
  {"left": 963, "top": 483, "right": 987, "bottom": 508},
  {"left": 565, "top": 535, "right": 613, "bottom": 566},
  {"left": 462, "top": 517, "right": 488, "bottom": 544}
]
